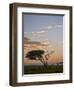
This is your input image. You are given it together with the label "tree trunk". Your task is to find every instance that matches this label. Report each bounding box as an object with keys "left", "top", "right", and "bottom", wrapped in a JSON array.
[{"left": 39, "top": 57, "right": 48, "bottom": 67}]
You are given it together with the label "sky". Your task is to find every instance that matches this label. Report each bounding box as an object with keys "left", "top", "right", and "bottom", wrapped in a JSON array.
[{"left": 23, "top": 13, "right": 63, "bottom": 65}]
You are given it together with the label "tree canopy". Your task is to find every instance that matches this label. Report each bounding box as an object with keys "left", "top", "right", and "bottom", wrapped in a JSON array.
[
  {"left": 26, "top": 50, "right": 54, "bottom": 67},
  {"left": 26, "top": 50, "right": 44, "bottom": 60}
]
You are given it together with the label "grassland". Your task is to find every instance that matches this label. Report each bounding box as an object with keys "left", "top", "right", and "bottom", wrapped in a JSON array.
[{"left": 24, "top": 65, "right": 63, "bottom": 74}]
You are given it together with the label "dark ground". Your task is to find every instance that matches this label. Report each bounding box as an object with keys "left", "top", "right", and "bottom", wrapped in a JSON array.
[{"left": 24, "top": 65, "right": 63, "bottom": 74}]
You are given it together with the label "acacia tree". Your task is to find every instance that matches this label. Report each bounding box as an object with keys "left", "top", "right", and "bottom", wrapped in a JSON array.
[{"left": 26, "top": 50, "right": 54, "bottom": 67}]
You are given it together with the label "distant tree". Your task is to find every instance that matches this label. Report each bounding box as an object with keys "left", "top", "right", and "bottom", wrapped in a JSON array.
[
  {"left": 26, "top": 50, "right": 54, "bottom": 67},
  {"left": 26, "top": 50, "right": 44, "bottom": 60}
]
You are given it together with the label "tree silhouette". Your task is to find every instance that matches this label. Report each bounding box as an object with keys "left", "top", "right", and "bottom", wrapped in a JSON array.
[
  {"left": 26, "top": 50, "right": 44, "bottom": 60},
  {"left": 26, "top": 50, "right": 54, "bottom": 67}
]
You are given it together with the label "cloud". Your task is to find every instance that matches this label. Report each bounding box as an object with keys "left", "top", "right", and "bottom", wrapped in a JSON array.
[
  {"left": 24, "top": 37, "right": 48, "bottom": 46},
  {"left": 32, "top": 32, "right": 35, "bottom": 34},
  {"left": 37, "top": 30, "right": 48, "bottom": 34},
  {"left": 42, "top": 26, "right": 52, "bottom": 30},
  {"left": 24, "top": 32, "right": 28, "bottom": 34},
  {"left": 31, "top": 24, "right": 63, "bottom": 35},
  {"left": 24, "top": 37, "right": 30, "bottom": 41},
  {"left": 32, "top": 30, "right": 48, "bottom": 34},
  {"left": 42, "top": 24, "right": 63, "bottom": 31},
  {"left": 24, "top": 24, "right": 63, "bottom": 37},
  {"left": 54, "top": 25, "right": 63, "bottom": 28}
]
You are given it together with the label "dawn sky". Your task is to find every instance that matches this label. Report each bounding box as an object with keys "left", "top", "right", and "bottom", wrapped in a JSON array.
[{"left": 23, "top": 13, "right": 63, "bottom": 65}]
